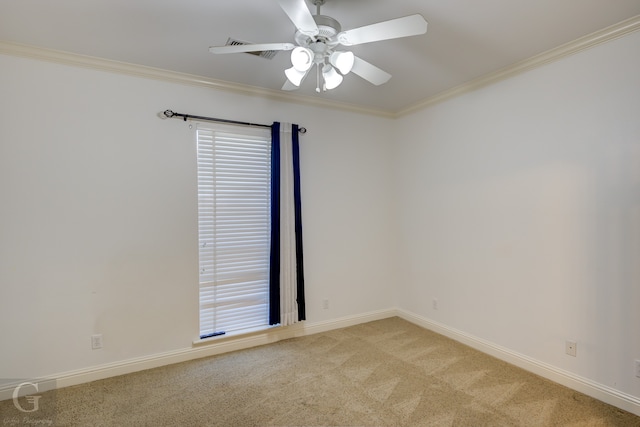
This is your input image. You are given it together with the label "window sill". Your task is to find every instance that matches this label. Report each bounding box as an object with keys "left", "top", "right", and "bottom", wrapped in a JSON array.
[{"left": 192, "top": 324, "right": 281, "bottom": 346}]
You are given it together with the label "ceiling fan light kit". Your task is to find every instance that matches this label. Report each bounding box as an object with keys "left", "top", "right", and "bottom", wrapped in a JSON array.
[
  {"left": 322, "top": 64, "right": 342, "bottom": 90},
  {"left": 329, "top": 51, "right": 354, "bottom": 75},
  {"left": 291, "top": 46, "right": 314, "bottom": 71},
  {"left": 209, "top": 0, "right": 428, "bottom": 94},
  {"left": 285, "top": 66, "right": 307, "bottom": 86}
]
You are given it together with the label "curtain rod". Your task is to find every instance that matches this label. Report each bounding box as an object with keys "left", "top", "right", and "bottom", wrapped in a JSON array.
[{"left": 162, "top": 110, "right": 307, "bottom": 133}]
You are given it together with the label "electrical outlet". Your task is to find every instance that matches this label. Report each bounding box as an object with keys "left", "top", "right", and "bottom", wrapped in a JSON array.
[
  {"left": 322, "top": 299, "right": 329, "bottom": 310},
  {"left": 432, "top": 298, "right": 438, "bottom": 310},
  {"left": 566, "top": 340, "right": 577, "bottom": 357},
  {"left": 635, "top": 359, "right": 640, "bottom": 378},
  {"left": 91, "top": 334, "right": 103, "bottom": 350}
]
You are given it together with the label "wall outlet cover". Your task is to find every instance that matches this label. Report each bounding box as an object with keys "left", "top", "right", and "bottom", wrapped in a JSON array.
[
  {"left": 566, "top": 340, "right": 577, "bottom": 357},
  {"left": 91, "top": 334, "right": 103, "bottom": 350}
]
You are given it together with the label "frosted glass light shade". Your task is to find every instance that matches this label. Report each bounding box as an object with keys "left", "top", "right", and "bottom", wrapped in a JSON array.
[
  {"left": 290, "top": 47, "right": 313, "bottom": 72},
  {"left": 322, "top": 65, "right": 343, "bottom": 90},
  {"left": 329, "top": 51, "right": 355, "bottom": 75},
  {"left": 285, "top": 66, "right": 307, "bottom": 86}
]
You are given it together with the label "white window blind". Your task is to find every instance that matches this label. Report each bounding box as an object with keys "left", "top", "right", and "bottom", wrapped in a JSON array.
[{"left": 197, "top": 123, "right": 271, "bottom": 338}]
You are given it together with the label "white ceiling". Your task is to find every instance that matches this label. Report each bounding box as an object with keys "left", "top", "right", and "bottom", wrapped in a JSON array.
[{"left": 1, "top": 0, "right": 639, "bottom": 114}]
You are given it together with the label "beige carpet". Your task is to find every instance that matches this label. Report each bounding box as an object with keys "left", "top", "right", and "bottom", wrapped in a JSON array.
[{"left": 2, "top": 317, "right": 639, "bottom": 426}]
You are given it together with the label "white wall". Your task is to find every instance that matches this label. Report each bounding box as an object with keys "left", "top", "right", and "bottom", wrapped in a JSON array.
[
  {"left": 0, "top": 53, "right": 395, "bottom": 380},
  {"left": 394, "top": 30, "right": 640, "bottom": 399},
  {"left": 1, "top": 26, "right": 639, "bottom": 411}
]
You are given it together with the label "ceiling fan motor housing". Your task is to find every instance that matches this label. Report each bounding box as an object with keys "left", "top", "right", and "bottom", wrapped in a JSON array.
[
  {"left": 295, "top": 15, "right": 341, "bottom": 47},
  {"left": 314, "top": 15, "right": 341, "bottom": 39}
]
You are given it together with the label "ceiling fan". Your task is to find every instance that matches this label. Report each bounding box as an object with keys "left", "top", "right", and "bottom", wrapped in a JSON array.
[{"left": 209, "top": 0, "right": 428, "bottom": 93}]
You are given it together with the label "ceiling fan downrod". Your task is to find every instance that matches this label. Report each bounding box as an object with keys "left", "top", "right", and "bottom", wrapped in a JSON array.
[{"left": 313, "top": 0, "right": 326, "bottom": 16}]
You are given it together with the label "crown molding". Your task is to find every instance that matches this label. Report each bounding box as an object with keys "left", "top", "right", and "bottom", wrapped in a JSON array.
[
  {"left": 0, "top": 40, "right": 395, "bottom": 119},
  {"left": 397, "top": 14, "right": 640, "bottom": 117},
  {"left": 1, "top": 14, "right": 638, "bottom": 119}
]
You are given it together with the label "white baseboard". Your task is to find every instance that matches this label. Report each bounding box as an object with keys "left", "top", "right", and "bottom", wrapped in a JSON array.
[
  {"left": 397, "top": 308, "right": 640, "bottom": 417},
  {"left": 5, "top": 307, "right": 638, "bottom": 418},
  {"left": 0, "top": 308, "right": 396, "bottom": 402}
]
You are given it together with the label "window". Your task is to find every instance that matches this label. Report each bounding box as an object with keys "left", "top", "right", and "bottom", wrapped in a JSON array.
[{"left": 196, "top": 123, "right": 272, "bottom": 338}]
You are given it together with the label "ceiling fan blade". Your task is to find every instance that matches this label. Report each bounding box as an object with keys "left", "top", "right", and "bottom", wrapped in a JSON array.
[
  {"left": 275, "top": 0, "right": 319, "bottom": 36},
  {"left": 351, "top": 56, "right": 392, "bottom": 86},
  {"left": 338, "top": 14, "right": 427, "bottom": 46},
  {"left": 209, "top": 43, "right": 295, "bottom": 54}
]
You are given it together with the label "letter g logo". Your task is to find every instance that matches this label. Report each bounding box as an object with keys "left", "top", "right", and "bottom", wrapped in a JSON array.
[{"left": 12, "top": 382, "right": 41, "bottom": 413}]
